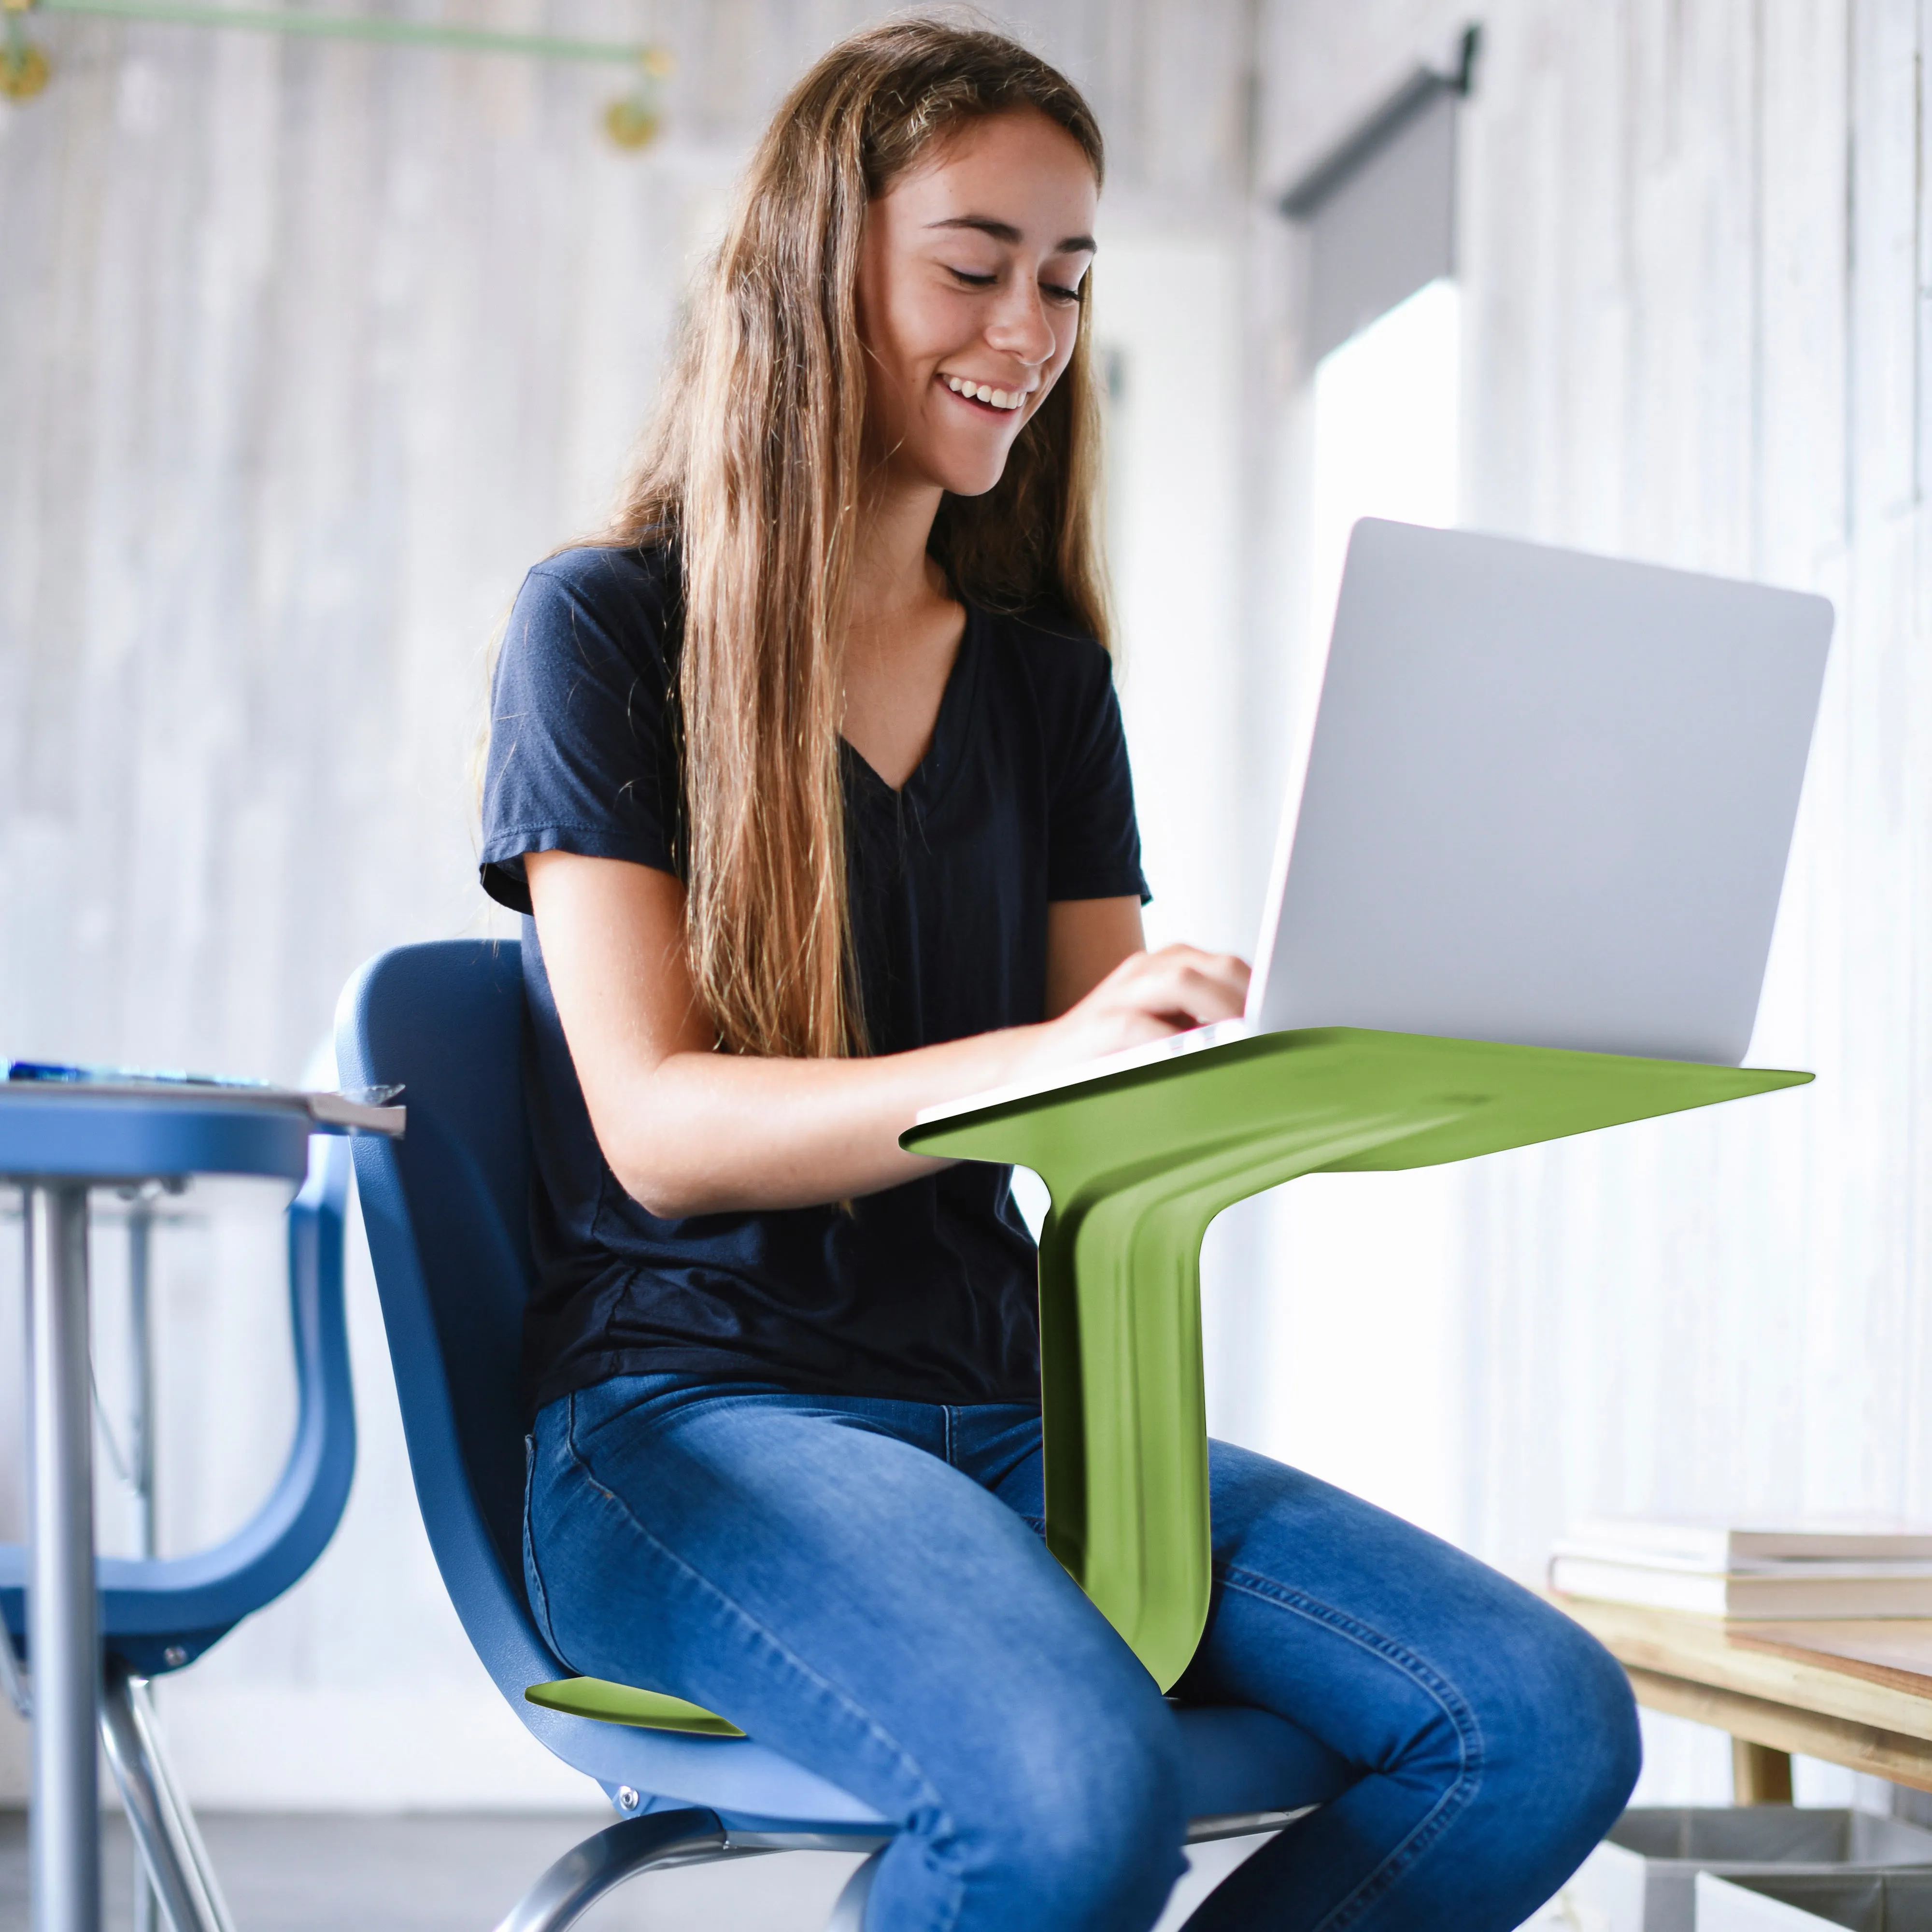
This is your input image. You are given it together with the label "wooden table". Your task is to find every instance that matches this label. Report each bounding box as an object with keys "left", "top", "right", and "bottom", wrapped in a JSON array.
[{"left": 1554, "top": 1594, "right": 1932, "bottom": 1803}]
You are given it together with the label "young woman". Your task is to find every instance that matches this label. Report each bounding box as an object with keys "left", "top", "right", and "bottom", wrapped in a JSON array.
[{"left": 480, "top": 20, "right": 1638, "bottom": 1930}]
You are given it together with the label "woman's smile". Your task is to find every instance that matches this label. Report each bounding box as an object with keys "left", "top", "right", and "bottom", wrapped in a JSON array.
[{"left": 937, "top": 371, "right": 1030, "bottom": 412}]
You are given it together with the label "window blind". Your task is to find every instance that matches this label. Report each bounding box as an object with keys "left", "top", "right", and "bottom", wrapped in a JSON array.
[{"left": 1280, "top": 28, "right": 1478, "bottom": 366}]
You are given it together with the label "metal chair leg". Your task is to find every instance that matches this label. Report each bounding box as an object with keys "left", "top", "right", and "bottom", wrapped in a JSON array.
[
  {"left": 132, "top": 1674, "right": 236, "bottom": 1932},
  {"left": 493, "top": 1808, "right": 739, "bottom": 1932},
  {"left": 494, "top": 1804, "right": 1304, "bottom": 1932},
  {"left": 98, "top": 1662, "right": 238, "bottom": 1932},
  {"left": 824, "top": 1845, "right": 884, "bottom": 1931}
]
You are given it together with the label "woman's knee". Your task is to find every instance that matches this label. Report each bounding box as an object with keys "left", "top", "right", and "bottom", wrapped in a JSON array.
[
  {"left": 913, "top": 1686, "right": 1189, "bottom": 1931},
  {"left": 1559, "top": 1621, "right": 1643, "bottom": 1825},
  {"left": 1495, "top": 1599, "right": 1642, "bottom": 1841}
]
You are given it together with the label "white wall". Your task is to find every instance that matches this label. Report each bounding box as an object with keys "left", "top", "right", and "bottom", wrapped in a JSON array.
[
  {"left": 0, "top": 0, "right": 1260, "bottom": 1809},
  {"left": 1097, "top": 231, "right": 1248, "bottom": 960}
]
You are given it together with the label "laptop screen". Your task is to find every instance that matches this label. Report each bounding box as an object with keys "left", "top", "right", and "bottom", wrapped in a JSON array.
[{"left": 1248, "top": 520, "right": 1833, "bottom": 1065}]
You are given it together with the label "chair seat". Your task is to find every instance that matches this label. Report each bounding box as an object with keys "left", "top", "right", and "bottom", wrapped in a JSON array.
[{"left": 525, "top": 1675, "right": 1344, "bottom": 1828}]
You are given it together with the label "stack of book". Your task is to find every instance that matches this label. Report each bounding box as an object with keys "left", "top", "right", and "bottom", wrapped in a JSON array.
[{"left": 1549, "top": 1519, "right": 1932, "bottom": 1619}]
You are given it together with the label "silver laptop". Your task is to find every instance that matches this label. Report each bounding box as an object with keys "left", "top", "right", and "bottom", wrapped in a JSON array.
[{"left": 920, "top": 518, "right": 1833, "bottom": 1124}]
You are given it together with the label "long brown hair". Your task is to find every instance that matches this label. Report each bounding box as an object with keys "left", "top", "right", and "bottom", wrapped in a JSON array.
[{"left": 612, "top": 17, "right": 1108, "bottom": 1061}]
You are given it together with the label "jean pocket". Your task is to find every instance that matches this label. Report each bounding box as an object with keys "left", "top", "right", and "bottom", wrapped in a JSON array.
[{"left": 522, "top": 1430, "right": 564, "bottom": 1665}]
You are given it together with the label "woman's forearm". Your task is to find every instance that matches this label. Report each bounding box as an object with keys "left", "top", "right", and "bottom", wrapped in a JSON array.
[
  {"left": 601, "top": 1024, "right": 1047, "bottom": 1216},
  {"left": 526, "top": 849, "right": 1247, "bottom": 1219},
  {"left": 527, "top": 851, "right": 1078, "bottom": 1215}
]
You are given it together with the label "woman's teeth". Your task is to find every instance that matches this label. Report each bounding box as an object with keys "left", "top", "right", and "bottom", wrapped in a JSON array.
[{"left": 943, "top": 376, "right": 1024, "bottom": 411}]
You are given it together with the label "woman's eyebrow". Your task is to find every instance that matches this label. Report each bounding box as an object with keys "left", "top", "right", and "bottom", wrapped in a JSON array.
[{"left": 925, "top": 215, "right": 1097, "bottom": 255}]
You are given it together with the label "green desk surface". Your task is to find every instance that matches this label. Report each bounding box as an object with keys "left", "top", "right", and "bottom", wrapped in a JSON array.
[{"left": 902, "top": 1026, "right": 1809, "bottom": 1690}]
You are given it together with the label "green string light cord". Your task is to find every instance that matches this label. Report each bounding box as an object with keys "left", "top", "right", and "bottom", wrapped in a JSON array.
[
  {"left": 21, "top": 0, "right": 651, "bottom": 65},
  {"left": 0, "top": 0, "right": 673, "bottom": 143}
]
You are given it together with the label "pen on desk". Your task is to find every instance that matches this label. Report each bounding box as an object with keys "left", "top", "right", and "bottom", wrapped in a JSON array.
[
  {"left": 5, "top": 1061, "right": 403, "bottom": 1110},
  {"left": 6, "top": 1060, "right": 278, "bottom": 1089}
]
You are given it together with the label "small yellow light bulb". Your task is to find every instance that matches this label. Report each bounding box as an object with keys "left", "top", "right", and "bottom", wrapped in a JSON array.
[
  {"left": 0, "top": 16, "right": 50, "bottom": 101},
  {"left": 602, "top": 41, "right": 668, "bottom": 151}
]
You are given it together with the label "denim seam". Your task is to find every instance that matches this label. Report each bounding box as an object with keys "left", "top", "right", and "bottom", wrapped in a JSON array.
[
  {"left": 524, "top": 1424, "right": 560, "bottom": 1660},
  {"left": 554, "top": 1404, "right": 970, "bottom": 1932},
  {"left": 1214, "top": 1563, "right": 1487, "bottom": 1932}
]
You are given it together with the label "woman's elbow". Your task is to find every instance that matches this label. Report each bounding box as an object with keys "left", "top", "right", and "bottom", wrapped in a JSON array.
[
  {"left": 607, "top": 1142, "right": 717, "bottom": 1220},
  {"left": 602, "top": 1117, "right": 754, "bottom": 1218},
  {"left": 584, "top": 1067, "right": 729, "bottom": 1218},
  {"left": 608, "top": 1135, "right": 829, "bottom": 1219}
]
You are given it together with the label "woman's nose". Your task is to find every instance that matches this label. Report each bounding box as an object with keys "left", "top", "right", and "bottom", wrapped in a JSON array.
[{"left": 984, "top": 283, "right": 1057, "bottom": 368}]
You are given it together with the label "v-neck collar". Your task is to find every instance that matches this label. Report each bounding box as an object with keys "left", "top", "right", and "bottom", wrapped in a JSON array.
[{"left": 841, "top": 603, "right": 980, "bottom": 808}]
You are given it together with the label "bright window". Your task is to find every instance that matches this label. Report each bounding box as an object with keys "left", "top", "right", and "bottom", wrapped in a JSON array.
[
  {"left": 1308, "top": 274, "right": 1461, "bottom": 639},
  {"left": 1252, "top": 273, "right": 1468, "bottom": 1543}
]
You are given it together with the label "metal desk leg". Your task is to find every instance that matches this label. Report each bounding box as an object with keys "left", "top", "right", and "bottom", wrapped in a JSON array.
[
  {"left": 126, "top": 1200, "right": 158, "bottom": 1932},
  {"left": 26, "top": 1184, "right": 101, "bottom": 1932}
]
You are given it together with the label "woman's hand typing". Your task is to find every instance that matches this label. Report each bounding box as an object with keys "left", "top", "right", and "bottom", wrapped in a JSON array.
[{"left": 1028, "top": 942, "right": 1251, "bottom": 1072}]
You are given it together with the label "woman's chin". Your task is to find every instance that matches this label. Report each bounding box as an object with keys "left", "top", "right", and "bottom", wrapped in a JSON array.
[
  {"left": 880, "top": 423, "right": 1020, "bottom": 501},
  {"left": 876, "top": 428, "right": 1016, "bottom": 500},
  {"left": 929, "top": 454, "right": 1013, "bottom": 499}
]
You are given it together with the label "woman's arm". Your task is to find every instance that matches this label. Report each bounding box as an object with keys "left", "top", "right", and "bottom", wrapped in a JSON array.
[
  {"left": 526, "top": 849, "right": 1248, "bottom": 1217},
  {"left": 1044, "top": 896, "right": 1146, "bottom": 1016}
]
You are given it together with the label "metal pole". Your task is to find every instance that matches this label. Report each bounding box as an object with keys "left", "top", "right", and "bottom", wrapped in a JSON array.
[
  {"left": 26, "top": 1183, "right": 101, "bottom": 1932},
  {"left": 0, "top": 1204, "right": 29, "bottom": 1722},
  {"left": 127, "top": 1200, "right": 156, "bottom": 1932},
  {"left": 127, "top": 1201, "right": 155, "bottom": 1563}
]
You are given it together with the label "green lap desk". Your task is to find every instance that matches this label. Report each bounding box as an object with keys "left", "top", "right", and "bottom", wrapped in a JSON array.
[
  {"left": 528, "top": 1024, "right": 1804, "bottom": 1733},
  {"left": 900, "top": 1026, "right": 1810, "bottom": 1693}
]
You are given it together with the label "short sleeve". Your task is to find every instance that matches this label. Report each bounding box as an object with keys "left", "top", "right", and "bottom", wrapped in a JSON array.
[
  {"left": 1045, "top": 642, "right": 1151, "bottom": 904},
  {"left": 479, "top": 548, "right": 684, "bottom": 914}
]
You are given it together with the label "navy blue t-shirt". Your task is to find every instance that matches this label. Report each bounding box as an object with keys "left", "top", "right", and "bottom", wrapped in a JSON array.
[{"left": 479, "top": 543, "right": 1148, "bottom": 1414}]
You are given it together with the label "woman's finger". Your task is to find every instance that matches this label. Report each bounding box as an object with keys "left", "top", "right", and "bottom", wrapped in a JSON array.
[
  {"left": 1118, "top": 957, "right": 1248, "bottom": 1022},
  {"left": 1146, "top": 946, "right": 1250, "bottom": 995}
]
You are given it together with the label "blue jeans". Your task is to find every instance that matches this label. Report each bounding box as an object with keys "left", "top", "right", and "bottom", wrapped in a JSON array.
[{"left": 525, "top": 1377, "right": 1637, "bottom": 1931}]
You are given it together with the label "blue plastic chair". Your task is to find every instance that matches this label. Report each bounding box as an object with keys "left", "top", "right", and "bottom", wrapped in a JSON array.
[
  {"left": 0, "top": 1128, "right": 356, "bottom": 1932},
  {"left": 336, "top": 939, "right": 1326, "bottom": 1932}
]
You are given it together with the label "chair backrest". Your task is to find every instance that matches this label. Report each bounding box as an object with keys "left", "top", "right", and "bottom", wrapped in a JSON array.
[
  {"left": 334, "top": 939, "right": 564, "bottom": 1705},
  {"left": 336, "top": 942, "right": 918, "bottom": 1824}
]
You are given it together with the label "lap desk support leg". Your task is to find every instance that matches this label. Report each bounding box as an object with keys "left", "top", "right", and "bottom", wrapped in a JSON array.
[{"left": 900, "top": 1027, "right": 1809, "bottom": 1692}]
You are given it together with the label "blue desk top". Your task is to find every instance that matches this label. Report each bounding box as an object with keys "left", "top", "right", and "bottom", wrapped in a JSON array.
[{"left": 0, "top": 1088, "right": 313, "bottom": 1183}]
